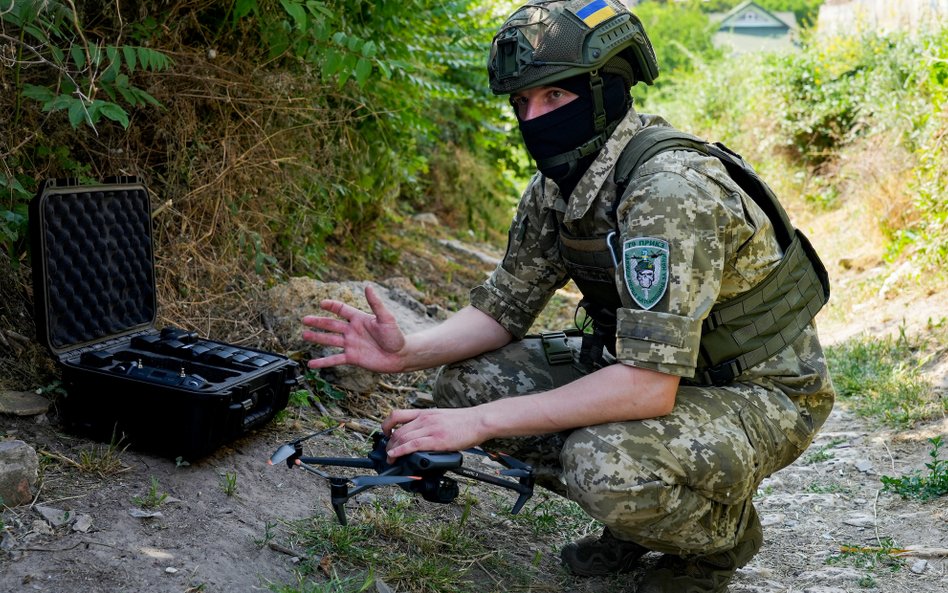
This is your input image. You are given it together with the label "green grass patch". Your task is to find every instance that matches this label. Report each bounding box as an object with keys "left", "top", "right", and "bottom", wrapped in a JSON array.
[
  {"left": 825, "top": 327, "right": 945, "bottom": 428},
  {"left": 880, "top": 436, "right": 948, "bottom": 501},
  {"left": 806, "top": 482, "right": 852, "bottom": 495},
  {"left": 277, "top": 496, "right": 545, "bottom": 593},
  {"left": 802, "top": 437, "right": 846, "bottom": 465}
]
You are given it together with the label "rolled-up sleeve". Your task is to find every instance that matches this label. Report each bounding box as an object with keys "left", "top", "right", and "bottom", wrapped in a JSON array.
[
  {"left": 616, "top": 308, "right": 703, "bottom": 376},
  {"left": 471, "top": 176, "right": 569, "bottom": 339}
]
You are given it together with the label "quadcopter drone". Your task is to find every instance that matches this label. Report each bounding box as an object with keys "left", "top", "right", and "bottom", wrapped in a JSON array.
[{"left": 268, "top": 425, "right": 535, "bottom": 525}]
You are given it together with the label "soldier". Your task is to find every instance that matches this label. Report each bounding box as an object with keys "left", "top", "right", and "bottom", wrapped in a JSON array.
[{"left": 302, "top": 1, "right": 835, "bottom": 591}]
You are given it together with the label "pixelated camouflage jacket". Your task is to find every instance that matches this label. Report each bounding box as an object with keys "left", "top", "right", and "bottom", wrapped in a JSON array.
[{"left": 471, "top": 108, "right": 834, "bottom": 407}]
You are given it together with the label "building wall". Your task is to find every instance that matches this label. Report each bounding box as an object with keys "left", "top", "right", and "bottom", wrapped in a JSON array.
[{"left": 818, "top": 0, "right": 948, "bottom": 36}]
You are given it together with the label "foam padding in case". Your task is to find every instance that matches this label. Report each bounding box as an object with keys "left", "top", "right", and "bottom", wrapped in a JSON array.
[{"left": 32, "top": 181, "right": 156, "bottom": 352}]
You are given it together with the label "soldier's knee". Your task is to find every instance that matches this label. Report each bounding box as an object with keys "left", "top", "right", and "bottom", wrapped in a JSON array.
[
  {"left": 432, "top": 361, "right": 477, "bottom": 408},
  {"left": 560, "top": 426, "right": 665, "bottom": 516},
  {"left": 432, "top": 359, "right": 493, "bottom": 408}
]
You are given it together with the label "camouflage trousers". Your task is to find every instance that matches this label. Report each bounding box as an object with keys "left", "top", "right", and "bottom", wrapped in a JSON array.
[{"left": 433, "top": 335, "right": 818, "bottom": 556}]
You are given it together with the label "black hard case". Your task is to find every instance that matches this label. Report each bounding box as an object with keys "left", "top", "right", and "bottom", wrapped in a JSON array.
[{"left": 30, "top": 178, "right": 299, "bottom": 459}]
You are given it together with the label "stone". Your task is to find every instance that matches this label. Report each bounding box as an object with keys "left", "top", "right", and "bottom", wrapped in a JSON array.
[
  {"left": 841, "top": 513, "right": 875, "bottom": 528},
  {"left": 30, "top": 519, "right": 54, "bottom": 536},
  {"left": 35, "top": 505, "right": 72, "bottom": 527},
  {"left": 0, "top": 391, "right": 50, "bottom": 416},
  {"left": 408, "top": 391, "right": 436, "bottom": 408},
  {"left": 71, "top": 514, "right": 94, "bottom": 533},
  {"left": 0, "top": 440, "right": 39, "bottom": 506},
  {"left": 910, "top": 559, "right": 928, "bottom": 574},
  {"left": 411, "top": 213, "right": 440, "bottom": 227},
  {"left": 798, "top": 566, "right": 863, "bottom": 582}
]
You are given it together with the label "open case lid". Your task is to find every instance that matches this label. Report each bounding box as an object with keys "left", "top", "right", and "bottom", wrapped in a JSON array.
[{"left": 29, "top": 178, "right": 157, "bottom": 357}]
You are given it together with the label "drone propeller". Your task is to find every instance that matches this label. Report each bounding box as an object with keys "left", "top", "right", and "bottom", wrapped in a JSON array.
[
  {"left": 464, "top": 447, "right": 532, "bottom": 474},
  {"left": 268, "top": 443, "right": 298, "bottom": 465},
  {"left": 267, "top": 423, "right": 344, "bottom": 466},
  {"left": 499, "top": 467, "right": 532, "bottom": 479}
]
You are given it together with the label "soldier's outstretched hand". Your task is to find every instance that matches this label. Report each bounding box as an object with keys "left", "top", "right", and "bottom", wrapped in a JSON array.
[{"left": 302, "top": 285, "right": 407, "bottom": 373}]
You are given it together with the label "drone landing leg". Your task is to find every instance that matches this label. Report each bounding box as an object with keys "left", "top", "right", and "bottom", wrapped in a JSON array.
[{"left": 330, "top": 477, "right": 350, "bottom": 526}]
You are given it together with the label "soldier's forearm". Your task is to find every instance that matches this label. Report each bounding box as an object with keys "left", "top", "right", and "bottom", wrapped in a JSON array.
[
  {"left": 476, "top": 363, "right": 679, "bottom": 439},
  {"left": 398, "top": 305, "right": 513, "bottom": 372}
]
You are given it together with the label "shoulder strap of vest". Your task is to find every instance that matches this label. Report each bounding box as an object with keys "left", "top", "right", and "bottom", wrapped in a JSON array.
[{"left": 615, "top": 126, "right": 798, "bottom": 250}]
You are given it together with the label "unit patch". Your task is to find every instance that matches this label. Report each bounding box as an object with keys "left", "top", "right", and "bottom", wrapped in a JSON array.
[{"left": 622, "top": 237, "right": 669, "bottom": 310}]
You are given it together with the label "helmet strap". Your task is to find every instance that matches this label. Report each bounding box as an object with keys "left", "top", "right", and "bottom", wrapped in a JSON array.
[{"left": 590, "top": 70, "right": 606, "bottom": 133}]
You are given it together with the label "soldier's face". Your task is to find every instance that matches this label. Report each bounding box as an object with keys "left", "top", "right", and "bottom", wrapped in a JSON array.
[
  {"left": 510, "top": 85, "right": 579, "bottom": 120},
  {"left": 637, "top": 269, "right": 654, "bottom": 288}
]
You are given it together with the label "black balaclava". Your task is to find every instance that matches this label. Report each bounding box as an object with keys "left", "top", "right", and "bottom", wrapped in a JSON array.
[{"left": 517, "top": 72, "right": 631, "bottom": 197}]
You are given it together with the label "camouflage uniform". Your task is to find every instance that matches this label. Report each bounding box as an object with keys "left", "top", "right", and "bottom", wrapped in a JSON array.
[{"left": 435, "top": 108, "right": 835, "bottom": 556}]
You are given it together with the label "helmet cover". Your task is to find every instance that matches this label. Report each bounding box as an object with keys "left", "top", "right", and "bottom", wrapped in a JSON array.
[{"left": 488, "top": 0, "right": 659, "bottom": 95}]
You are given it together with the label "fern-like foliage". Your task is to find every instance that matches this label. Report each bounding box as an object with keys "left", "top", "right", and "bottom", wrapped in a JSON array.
[{"left": 2, "top": 0, "right": 173, "bottom": 131}]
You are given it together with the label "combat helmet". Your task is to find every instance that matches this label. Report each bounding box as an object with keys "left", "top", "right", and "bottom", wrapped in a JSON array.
[
  {"left": 488, "top": 0, "right": 659, "bottom": 171},
  {"left": 488, "top": 0, "right": 658, "bottom": 95}
]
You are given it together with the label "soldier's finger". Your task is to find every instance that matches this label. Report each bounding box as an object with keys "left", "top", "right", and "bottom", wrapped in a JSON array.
[
  {"left": 301, "top": 330, "right": 344, "bottom": 348},
  {"left": 307, "top": 353, "right": 349, "bottom": 369},
  {"left": 387, "top": 435, "right": 439, "bottom": 461},
  {"left": 301, "top": 316, "right": 348, "bottom": 333},
  {"left": 319, "top": 299, "right": 365, "bottom": 321},
  {"left": 382, "top": 408, "right": 421, "bottom": 435},
  {"left": 364, "top": 285, "right": 397, "bottom": 325}
]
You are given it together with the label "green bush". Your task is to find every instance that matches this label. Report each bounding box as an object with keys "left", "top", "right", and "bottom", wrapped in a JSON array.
[{"left": 649, "top": 25, "right": 948, "bottom": 272}]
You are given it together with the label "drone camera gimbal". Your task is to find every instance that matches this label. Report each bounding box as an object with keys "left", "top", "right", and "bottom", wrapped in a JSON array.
[{"left": 269, "top": 426, "right": 535, "bottom": 525}]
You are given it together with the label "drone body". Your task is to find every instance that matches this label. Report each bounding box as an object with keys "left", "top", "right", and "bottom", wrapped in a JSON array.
[{"left": 269, "top": 428, "right": 535, "bottom": 525}]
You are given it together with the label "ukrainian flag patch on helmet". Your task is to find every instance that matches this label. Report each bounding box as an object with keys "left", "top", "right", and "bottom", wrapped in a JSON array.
[{"left": 574, "top": 0, "right": 617, "bottom": 27}]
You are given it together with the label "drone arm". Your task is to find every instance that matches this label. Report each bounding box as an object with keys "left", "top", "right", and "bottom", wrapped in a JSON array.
[
  {"left": 294, "top": 461, "right": 330, "bottom": 479},
  {"left": 451, "top": 466, "right": 534, "bottom": 514},
  {"left": 298, "top": 456, "right": 376, "bottom": 469}
]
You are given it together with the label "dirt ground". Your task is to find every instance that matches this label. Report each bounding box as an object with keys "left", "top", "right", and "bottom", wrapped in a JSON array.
[{"left": 1, "top": 227, "right": 946, "bottom": 593}]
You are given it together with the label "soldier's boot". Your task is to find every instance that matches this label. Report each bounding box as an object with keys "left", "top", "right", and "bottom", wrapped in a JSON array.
[
  {"left": 560, "top": 527, "right": 649, "bottom": 576},
  {"left": 636, "top": 506, "right": 764, "bottom": 593}
]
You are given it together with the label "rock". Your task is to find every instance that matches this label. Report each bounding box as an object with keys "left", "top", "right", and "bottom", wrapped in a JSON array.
[
  {"left": 0, "top": 391, "right": 50, "bottom": 416},
  {"left": 438, "top": 239, "right": 501, "bottom": 266},
  {"left": 1, "top": 531, "right": 17, "bottom": 550},
  {"left": 841, "top": 513, "right": 875, "bottom": 528},
  {"left": 261, "top": 278, "right": 439, "bottom": 393},
  {"left": 35, "top": 506, "right": 72, "bottom": 528},
  {"left": 854, "top": 459, "right": 873, "bottom": 473},
  {"left": 382, "top": 276, "right": 426, "bottom": 302},
  {"left": 165, "top": 567, "right": 178, "bottom": 574},
  {"left": 30, "top": 519, "right": 54, "bottom": 536},
  {"left": 71, "top": 514, "right": 94, "bottom": 533},
  {"left": 411, "top": 213, "right": 440, "bottom": 226},
  {"left": 910, "top": 559, "right": 928, "bottom": 574},
  {"left": 128, "top": 508, "right": 163, "bottom": 519},
  {"left": 0, "top": 440, "right": 39, "bottom": 506},
  {"left": 408, "top": 391, "right": 436, "bottom": 408}
]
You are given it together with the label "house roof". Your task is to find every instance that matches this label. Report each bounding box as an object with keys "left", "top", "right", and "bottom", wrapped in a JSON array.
[{"left": 711, "top": 0, "right": 799, "bottom": 32}]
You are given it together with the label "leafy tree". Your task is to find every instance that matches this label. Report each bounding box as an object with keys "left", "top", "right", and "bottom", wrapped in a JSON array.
[{"left": 632, "top": 1, "right": 721, "bottom": 83}]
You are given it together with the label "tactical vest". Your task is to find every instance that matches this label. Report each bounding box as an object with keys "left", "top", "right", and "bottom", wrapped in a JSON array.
[{"left": 557, "top": 126, "right": 830, "bottom": 385}]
